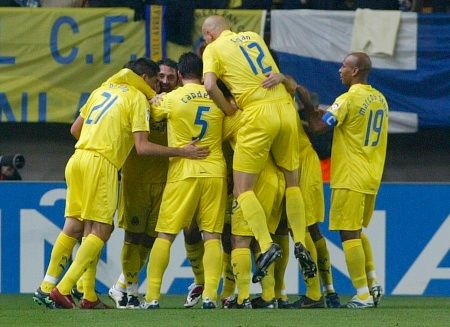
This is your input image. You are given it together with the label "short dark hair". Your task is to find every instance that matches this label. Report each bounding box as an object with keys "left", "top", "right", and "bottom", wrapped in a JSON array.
[
  {"left": 157, "top": 58, "right": 178, "bottom": 71},
  {"left": 124, "top": 58, "right": 159, "bottom": 77},
  {"left": 177, "top": 52, "right": 203, "bottom": 80}
]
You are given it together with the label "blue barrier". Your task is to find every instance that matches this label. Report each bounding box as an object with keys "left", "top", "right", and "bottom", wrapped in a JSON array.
[{"left": 0, "top": 182, "right": 449, "bottom": 295}]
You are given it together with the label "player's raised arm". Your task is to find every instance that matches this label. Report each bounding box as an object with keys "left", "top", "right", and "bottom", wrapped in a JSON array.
[
  {"left": 204, "top": 72, "right": 236, "bottom": 116},
  {"left": 296, "top": 85, "right": 331, "bottom": 134}
]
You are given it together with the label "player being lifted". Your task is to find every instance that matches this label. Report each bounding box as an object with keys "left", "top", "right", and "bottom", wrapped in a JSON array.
[{"left": 201, "top": 15, "right": 316, "bottom": 283}]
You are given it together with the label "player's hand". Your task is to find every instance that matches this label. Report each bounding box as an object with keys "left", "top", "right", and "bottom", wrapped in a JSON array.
[
  {"left": 230, "top": 98, "right": 239, "bottom": 111},
  {"left": 261, "top": 72, "right": 286, "bottom": 89},
  {"left": 150, "top": 93, "right": 166, "bottom": 105},
  {"left": 183, "top": 139, "right": 210, "bottom": 159}
]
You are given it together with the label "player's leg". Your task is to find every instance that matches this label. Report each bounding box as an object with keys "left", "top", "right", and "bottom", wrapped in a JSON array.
[
  {"left": 79, "top": 221, "right": 112, "bottom": 309},
  {"left": 330, "top": 189, "right": 373, "bottom": 308},
  {"left": 51, "top": 151, "right": 117, "bottom": 309},
  {"left": 309, "top": 223, "right": 340, "bottom": 308},
  {"left": 52, "top": 220, "right": 114, "bottom": 309},
  {"left": 251, "top": 168, "right": 283, "bottom": 308},
  {"left": 231, "top": 235, "right": 253, "bottom": 308},
  {"left": 273, "top": 218, "right": 290, "bottom": 308},
  {"left": 272, "top": 103, "right": 316, "bottom": 279},
  {"left": 299, "top": 149, "right": 340, "bottom": 307},
  {"left": 291, "top": 232, "right": 324, "bottom": 308},
  {"left": 220, "top": 222, "right": 236, "bottom": 307},
  {"left": 183, "top": 223, "right": 205, "bottom": 308},
  {"left": 34, "top": 154, "right": 84, "bottom": 308},
  {"left": 229, "top": 199, "right": 256, "bottom": 309},
  {"left": 143, "top": 179, "right": 198, "bottom": 308},
  {"left": 34, "top": 217, "right": 82, "bottom": 308},
  {"left": 196, "top": 177, "right": 226, "bottom": 309},
  {"left": 361, "top": 194, "right": 383, "bottom": 306},
  {"left": 232, "top": 107, "right": 280, "bottom": 257}
]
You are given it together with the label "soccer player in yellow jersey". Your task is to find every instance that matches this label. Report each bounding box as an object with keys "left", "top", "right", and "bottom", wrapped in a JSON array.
[
  {"left": 263, "top": 69, "right": 340, "bottom": 308},
  {"left": 201, "top": 15, "right": 315, "bottom": 283},
  {"left": 108, "top": 59, "right": 180, "bottom": 309},
  {"left": 142, "top": 52, "right": 226, "bottom": 309},
  {"left": 33, "top": 58, "right": 209, "bottom": 309},
  {"left": 302, "top": 52, "right": 388, "bottom": 308}
]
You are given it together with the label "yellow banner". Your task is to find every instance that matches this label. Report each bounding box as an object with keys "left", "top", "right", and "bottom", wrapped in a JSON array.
[
  {"left": 0, "top": 7, "right": 164, "bottom": 123},
  {"left": 166, "top": 9, "right": 265, "bottom": 62}
]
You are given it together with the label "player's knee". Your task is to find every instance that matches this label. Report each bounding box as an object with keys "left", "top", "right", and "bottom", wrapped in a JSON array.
[
  {"left": 183, "top": 226, "right": 202, "bottom": 244},
  {"left": 124, "top": 231, "right": 144, "bottom": 244},
  {"left": 308, "top": 223, "right": 323, "bottom": 241},
  {"left": 231, "top": 234, "right": 251, "bottom": 249}
]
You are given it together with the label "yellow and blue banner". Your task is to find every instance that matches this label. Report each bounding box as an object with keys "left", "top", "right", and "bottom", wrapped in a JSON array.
[{"left": 0, "top": 6, "right": 165, "bottom": 123}]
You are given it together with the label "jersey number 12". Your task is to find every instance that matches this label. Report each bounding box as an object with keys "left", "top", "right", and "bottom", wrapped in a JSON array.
[{"left": 239, "top": 42, "right": 272, "bottom": 75}]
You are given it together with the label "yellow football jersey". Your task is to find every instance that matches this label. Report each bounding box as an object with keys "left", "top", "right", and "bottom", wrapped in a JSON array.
[
  {"left": 327, "top": 84, "right": 389, "bottom": 194},
  {"left": 202, "top": 30, "right": 291, "bottom": 109},
  {"left": 151, "top": 83, "right": 226, "bottom": 181},
  {"left": 121, "top": 118, "right": 168, "bottom": 183},
  {"left": 76, "top": 69, "right": 155, "bottom": 169}
]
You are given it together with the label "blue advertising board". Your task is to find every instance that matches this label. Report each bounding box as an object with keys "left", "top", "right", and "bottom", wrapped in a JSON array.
[{"left": 0, "top": 182, "right": 449, "bottom": 295}]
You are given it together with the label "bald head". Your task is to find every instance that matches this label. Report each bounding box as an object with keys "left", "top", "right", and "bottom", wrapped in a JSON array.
[
  {"left": 339, "top": 52, "right": 372, "bottom": 86},
  {"left": 347, "top": 52, "right": 372, "bottom": 73},
  {"left": 202, "top": 15, "right": 230, "bottom": 44}
]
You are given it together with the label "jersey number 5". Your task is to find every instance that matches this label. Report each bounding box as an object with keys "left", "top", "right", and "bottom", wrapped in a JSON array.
[
  {"left": 364, "top": 109, "right": 384, "bottom": 146},
  {"left": 86, "top": 91, "right": 118, "bottom": 125},
  {"left": 239, "top": 42, "right": 272, "bottom": 75},
  {"left": 194, "top": 106, "right": 210, "bottom": 140}
]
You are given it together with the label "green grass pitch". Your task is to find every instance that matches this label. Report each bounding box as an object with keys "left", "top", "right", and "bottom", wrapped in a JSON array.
[{"left": 0, "top": 294, "right": 449, "bottom": 327}]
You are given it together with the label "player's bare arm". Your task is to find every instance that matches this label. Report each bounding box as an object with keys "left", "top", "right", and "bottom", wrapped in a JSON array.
[
  {"left": 204, "top": 72, "right": 236, "bottom": 116},
  {"left": 133, "top": 131, "right": 209, "bottom": 158},
  {"left": 296, "top": 85, "right": 330, "bottom": 134},
  {"left": 70, "top": 115, "right": 84, "bottom": 140}
]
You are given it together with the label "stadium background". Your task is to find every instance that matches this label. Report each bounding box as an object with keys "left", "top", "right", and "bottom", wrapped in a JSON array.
[{"left": 0, "top": 6, "right": 449, "bottom": 297}]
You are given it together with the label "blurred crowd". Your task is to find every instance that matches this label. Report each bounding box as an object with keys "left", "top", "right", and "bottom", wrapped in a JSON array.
[{"left": 0, "top": 0, "right": 449, "bottom": 13}]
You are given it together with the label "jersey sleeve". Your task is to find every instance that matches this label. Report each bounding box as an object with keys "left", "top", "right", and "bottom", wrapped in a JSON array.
[
  {"left": 327, "top": 93, "right": 349, "bottom": 127},
  {"left": 202, "top": 44, "right": 221, "bottom": 76},
  {"left": 150, "top": 94, "right": 170, "bottom": 122},
  {"left": 130, "top": 94, "right": 150, "bottom": 133}
]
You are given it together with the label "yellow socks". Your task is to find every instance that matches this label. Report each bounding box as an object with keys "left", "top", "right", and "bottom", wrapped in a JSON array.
[
  {"left": 75, "top": 276, "right": 84, "bottom": 294},
  {"left": 231, "top": 248, "right": 251, "bottom": 304},
  {"left": 40, "top": 232, "right": 77, "bottom": 293},
  {"left": 237, "top": 191, "right": 272, "bottom": 253},
  {"left": 285, "top": 187, "right": 306, "bottom": 245},
  {"left": 261, "top": 264, "right": 275, "bottom": 301},
  {"left": 314, "top": 236, "right": 335, "bottom": 294},
  {"left": 146, "top": 238, "right": 171, "bottom": 302},
  {"left": 361, "top": 232, "right": 378, "bottom": 287},
  {"left": 139, "top": 244, "right": 151, "bottom": 270},
  {"left": 343, "top": 239, "right": 369, "bottom": 300},
  {"left": 305, "top": 233, "right": 321, "bottom": 301},
  {"left": 202, "top": 239, "right": 223, "bottom": 302},
  {"left": 273, "top": 234, "right": 289, "bottom": 300},
  {"left": 83, "top": 251, "right": 100, "bottom": 302},
  {"left": 121, "top": 242, "right": 141, "bottom": 286},
  {"left": 221, "top": 252, "right": 235, "bottom": 299},
  {"left": 115, "top": 273, "right": 127, "bottom": 292},
  {"left": 57, "top": 234, "right": 104, "bottom": 295},
  {"left": 185, "top": 240, "right": 205, "bottom": 286}
]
